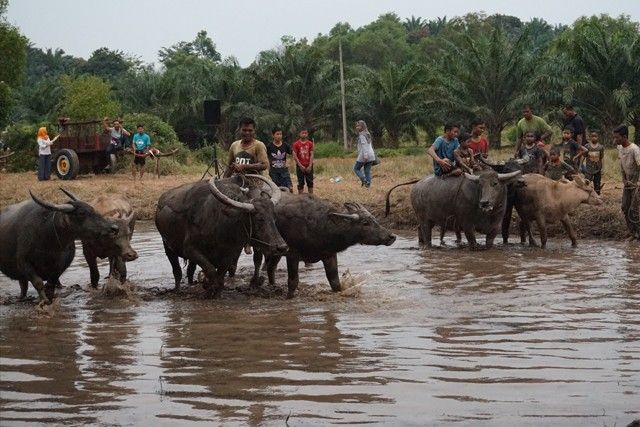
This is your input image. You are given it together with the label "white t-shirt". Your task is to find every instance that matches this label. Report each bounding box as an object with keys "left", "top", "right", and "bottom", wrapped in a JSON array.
[
  {"left": 37, "top": 137, "right": 52, "bottom": 155},
  {"left": 618, "top": 143, "right": 640, "bottom": 183}
]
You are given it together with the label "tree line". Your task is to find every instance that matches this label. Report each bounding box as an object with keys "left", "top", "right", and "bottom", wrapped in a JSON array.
[{"left": 2, "top": 3, "right": 639, "bottom": 151}]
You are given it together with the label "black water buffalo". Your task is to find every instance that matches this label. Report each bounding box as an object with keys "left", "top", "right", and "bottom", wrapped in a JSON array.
[
  {"left": 386, "top": 170, "right": 521, "bottom": 249},
  {"left": 243, "top": 194, "right": 396, "bottom": 298},
  {"left": 83, "top": 195, "right": 138, "bottom": 288},
  {"left": 155, "top": 174, "right": 288, "bottom": 296},
  {"left": 478, "top": 156, "right": 533, "bottom": 244},
  {"left": 0, "top": 189, "right": 120, "bottom": 303}
]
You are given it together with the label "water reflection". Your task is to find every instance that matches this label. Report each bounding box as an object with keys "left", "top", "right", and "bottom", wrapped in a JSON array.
[{"left": 1, "top": 226, "right": 639, "bottom": 425}]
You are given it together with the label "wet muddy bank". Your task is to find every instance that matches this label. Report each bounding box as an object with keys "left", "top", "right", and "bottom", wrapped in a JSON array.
[{"left": 1, "top": 225, "right": 639, "bottom": 425}]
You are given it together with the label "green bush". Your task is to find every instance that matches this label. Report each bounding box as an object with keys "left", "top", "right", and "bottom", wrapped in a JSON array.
[
  {"left": 2, "top": 121, "right": 58, "bottom": 172},
  {"left": 121, "top": 112, "right": 180, "bottom": 151},
  {"left": 314, "top": 142, "right": 352, "bottom": 158}
]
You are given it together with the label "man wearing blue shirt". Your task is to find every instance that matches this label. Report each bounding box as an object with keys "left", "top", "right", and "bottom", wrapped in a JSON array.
[
  {"left": 427, "top": 123, "right": 460, "bottom": 177},
  {"left": 131, "top": 124, "right": 151, "bottom": 179}
]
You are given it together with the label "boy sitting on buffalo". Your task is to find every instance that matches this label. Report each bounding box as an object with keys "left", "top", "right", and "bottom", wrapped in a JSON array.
[
  {"left": 454, "top": 133, "right": 481, "bottom": 174},
  {"left": 428, "top": 123, "right": 461, "bottom": 178}
]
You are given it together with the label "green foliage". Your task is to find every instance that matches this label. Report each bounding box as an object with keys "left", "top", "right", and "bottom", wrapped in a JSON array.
[
  {"left": 1, "top": 122, "right": 57, "bottom": 171},
  {"left": 59, "top": 75, "right": 120, "bottom": 121},
  {"left": 0, "top": 10, "right": 28, "bottom": 128},
  {"left": 159, "top": 30, "right": 221, "bottom": 68},
  {"left": 121, "top": 112, "right": 179, "bottom": 151},
  {"left": 82, "top": 47, "right": 138, "bottom": 80}
]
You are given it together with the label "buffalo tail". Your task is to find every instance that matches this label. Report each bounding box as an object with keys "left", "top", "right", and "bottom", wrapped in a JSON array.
[{"left": 385, "top": 179, "right": 420, "bottom": 217}]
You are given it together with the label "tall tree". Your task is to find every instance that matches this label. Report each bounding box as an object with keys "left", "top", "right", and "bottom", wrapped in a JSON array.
[
  {"left": 0, "top": 0, "right": 28, "bottom": 127},
  {"left": 58, "top": 75, "right": 120, "bottom": 121},
  {"left": 429, "top": 26, "right": 537, "bottom": 147},
  {"left": 158, "top": 30, "right": 221, "bottom": 68},
  {"left": 531, "top": 15, "right": 640, "bottom": 141},
  {"left": 82, "top": 47, "right": 138, "bottom": 80}
]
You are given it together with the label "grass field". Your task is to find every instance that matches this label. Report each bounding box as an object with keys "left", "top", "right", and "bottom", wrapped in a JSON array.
[{"left": 0, "top": 148, "right": 630, "bottom": 240}]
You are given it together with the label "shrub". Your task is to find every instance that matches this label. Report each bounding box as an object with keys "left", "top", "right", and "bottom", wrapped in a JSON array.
[
  {"left": 314, "top": 142, "right": 352, "bottom": 158},
  {"left": 121, "top": 112, "right": 180, "bottom": 152},
  {"left": 2, "top": 122, "right": 57, "bottom": 172}
]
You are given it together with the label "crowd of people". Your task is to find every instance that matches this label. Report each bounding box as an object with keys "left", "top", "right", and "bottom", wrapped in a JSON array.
[
  {"left": 33, "top": 106, "right": 640, "bottom": 240},
  {"left": 426, "top": 104, "right": 640, "bottom": 240}
]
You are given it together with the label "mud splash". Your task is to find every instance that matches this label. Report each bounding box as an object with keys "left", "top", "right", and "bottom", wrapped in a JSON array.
[{"left": 1, "top": 223, "right": 639, "bottom": 426}]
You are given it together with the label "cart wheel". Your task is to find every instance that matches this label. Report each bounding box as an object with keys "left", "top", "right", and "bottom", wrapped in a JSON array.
[{"left": 53, "top": 149, "right": 80, "bottom": 180}]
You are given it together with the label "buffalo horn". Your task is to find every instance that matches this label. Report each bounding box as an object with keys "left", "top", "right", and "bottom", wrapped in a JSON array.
[
  {"left": 478, "top": 156, "right": 503, "bottom": 167},
  {"left": 330, "top": 212, "right": 359, "bottom": 220},
  {"left": 514, "top": 158, "right": 528, "bottom": 165},
  {"left": 464, "top": 173, "right": 480, "bottom": 182},
  {"left": 208, "top": 178, "right": 256, "bottom": 213},
  {"left": 497, "top": 170, "right": 521, "bottom": 181},
  {"left": 30, "top": 190, "right": 75, "bottom": 213},
  {"left": 123, "top": 210, "right": 136, "bottom": 224},
  {"left": 246, "top": 174, "right": 282, "bottom": 206},
  {"left": 59, "top": 187, "right": 80, "bottom": 201}
]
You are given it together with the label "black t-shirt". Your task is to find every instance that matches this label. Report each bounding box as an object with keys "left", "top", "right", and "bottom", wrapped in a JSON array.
[
  {"left": 519, "top": 144, "right": 544, "bottom": 174},
  {"left": 266, "top": 142, "right": 292, "bottom": 169},
  {"left": 563, "top": 114, "right": 586, "bottom": 145}
]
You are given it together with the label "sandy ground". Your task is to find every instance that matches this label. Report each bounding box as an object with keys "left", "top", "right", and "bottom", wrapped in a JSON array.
[{"left": 0, "top": 156, "right": 630, "bottom": 239}]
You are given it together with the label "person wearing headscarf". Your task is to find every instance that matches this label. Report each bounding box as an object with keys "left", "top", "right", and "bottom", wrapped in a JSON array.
[
  {"left": 353, "top": 120, "right": 376, "bottom": 188},
  {"left": 36, "top": 127, "right": 60, "bottom": 181}
]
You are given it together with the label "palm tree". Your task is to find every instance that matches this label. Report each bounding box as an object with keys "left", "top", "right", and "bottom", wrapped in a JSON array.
[
  {"left": 357, "top": 63, "right": 432, "bottom": 148},
  {"left": 429, "top": 26, "right": 537, "bottom": 148},
  {"left": 404, "top": 16, "right": 429, "bottom": 44}
]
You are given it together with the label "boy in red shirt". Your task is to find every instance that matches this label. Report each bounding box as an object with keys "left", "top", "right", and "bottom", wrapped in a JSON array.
[
  {"left": 293, "top": 129, "right": 314, "bottom": 194},
  {"left": 467, "top": 118, "right": 489, "bottom": 157}
]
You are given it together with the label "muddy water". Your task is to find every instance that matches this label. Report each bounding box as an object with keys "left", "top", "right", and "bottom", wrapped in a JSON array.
[{"left": 1, "top": 223, "right": 639, "bottom": 426}]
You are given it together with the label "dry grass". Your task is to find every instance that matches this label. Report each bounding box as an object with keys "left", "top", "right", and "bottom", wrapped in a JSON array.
[{"left": 0, "top": 149, "right": 629, "bottom": 239}]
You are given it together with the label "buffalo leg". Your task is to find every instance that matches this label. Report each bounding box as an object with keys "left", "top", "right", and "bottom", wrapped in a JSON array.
[
  {"left": 420, "top": 220, "right": 434, "bottom": 248},
  {"left": 485, "top": 229, "right": 497, "bottom": 249},
  {"left": 227, "top": 258, "right": 238, "bottom": 277},
  {"left": 265, "top": 255, "right": 281, "bottom": 286},
  {"left": 163, "top": 241, "right": 182, "bottom": 290},
  {"left": 455, "top": 227, "right": 462, "bottom": 244},
  {"left": 186, "top": 260, "right": 197, "bottom": 285},
  {"left": 286, "top": 254, "right": 300, "bottom": 299},
  {"left": 519, "top": 220, "right": 527, "bottom": 244},
  {"left": 183, "top": 246, "right": 221, "bottom": 294},
  {"left": 463, "top": 226, "right": 479, "bottom": 250},
  {"left": 502, "top": 200, "right": 514, "bottom": 244},
  {"left": 535, "top": 214, "right": 547, "bottom": 249},
  {"left": 418, "top": 225, "right": 424, "bottom": 246},
  {"left": 116, "top": 257, "right": 127, "bottom": 282},
  {"left": 83, "top": 246, "right": 100, "bottom": 288},
  {"left": 19, "top": 280, "right": 28, "bottom": 300},
  {"left": 322, "top": 254, "right": 341, "bottom": 292},
  {"left": 250, "top": 251, "right": 264, "bottom": 288},
  {"left": 560, "top": 215, "right": 578, "bottom": 247}
]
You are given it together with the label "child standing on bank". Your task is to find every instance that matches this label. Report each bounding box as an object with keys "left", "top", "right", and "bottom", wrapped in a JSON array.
[
  {"left": 582, "top": 130, "right": 604, "bottom": 194},
  {"left": 293, "top": 129, "right": 314, "bottom": 194}
]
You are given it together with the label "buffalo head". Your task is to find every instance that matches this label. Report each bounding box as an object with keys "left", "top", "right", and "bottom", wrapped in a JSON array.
[
  {"left": 30, "top": 188, "right": 119, "bottom": 241},
  {"left": 479, "top": 156, "right": 527, "bottom": 174},
  {"left": 464, "top": 170, "right": 521, "bottom": 212},
  {"left": 330, "top": 202, "right": 396, "bottom": 246},
  {"left": 573, "top": 176, "right": 603, "bottom": 206},
  {"left": 209, "top": 175, "right": 288, "bottom": 256}
]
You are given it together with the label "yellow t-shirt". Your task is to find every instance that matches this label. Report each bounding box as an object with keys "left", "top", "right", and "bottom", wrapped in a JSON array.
[{"left": 227, "top": 139, "right": 269, "bottom": 176}]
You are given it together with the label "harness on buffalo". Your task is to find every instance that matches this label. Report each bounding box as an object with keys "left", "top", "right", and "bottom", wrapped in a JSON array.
[{"left": 240, "top": 175, "right": 278, "bottom": 248}]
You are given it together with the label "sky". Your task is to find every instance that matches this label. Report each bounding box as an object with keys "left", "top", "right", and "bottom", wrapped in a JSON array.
[{"left": 6, "top": 0, "right": 640, "bottom": 67}]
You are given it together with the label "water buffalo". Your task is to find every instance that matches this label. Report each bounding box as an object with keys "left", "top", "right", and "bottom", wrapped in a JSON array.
[
  {"left": 478, "top": 156, "right": 529, "bottom": 244},
  {"left": 155, "top": 174, "right": 288, "bottom": 296},
  {"left": 386, "top": 170, "right": 521, "bottom": 249},
  {"left": 514, "top": 174, "right": 602, "bottom": 248},
  {"left": 0, "top": 189, "right": 120, "bottom": 303},
  {"left": 83, "top": 195, "right": 138, "bottom": 288},
  {"left": 245, "top": 194, "right": 396, "bottom": 298}
]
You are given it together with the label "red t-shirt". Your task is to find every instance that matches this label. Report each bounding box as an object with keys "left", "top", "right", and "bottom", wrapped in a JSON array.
[
  {"left": 468, "top": 136, "right": 489, "bottom": 155},
  {"left": 293, "top": 139, "right": 314, "bottom": 168}
]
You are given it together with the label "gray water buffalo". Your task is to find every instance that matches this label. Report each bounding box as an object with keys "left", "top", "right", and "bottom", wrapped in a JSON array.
[
  {"left": 515, "top": 174, "right": 602, "bottom": 248},
  {"left": 0, "top": 189, "right": 120, "bottom": 303},
  {"left": 155, "top": 174, "right": 288, "bottom": 296},
  {"left": 386, "top": 170, "right": 521, "bottom": 249},
  {"left": 245, "top": 194, "right": 396, "bottom": 298},
  {"left": 83, "top": 195, "right": 138, "bottom": 288}
]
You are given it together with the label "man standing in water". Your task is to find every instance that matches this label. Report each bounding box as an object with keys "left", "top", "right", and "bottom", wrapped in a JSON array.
[{"left": 613, "top": 125, "right": 640, "bottom": 240}]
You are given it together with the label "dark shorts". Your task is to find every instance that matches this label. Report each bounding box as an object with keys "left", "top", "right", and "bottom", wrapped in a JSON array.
[
  {"left": 296, "top": 165, "right": 313, "bottom": 189},
  {"left": 134, "top": 150, "right": 146, "bottom": 166},
  {"left": 270, "top": 168, "right": 292, "bottom": 188}
]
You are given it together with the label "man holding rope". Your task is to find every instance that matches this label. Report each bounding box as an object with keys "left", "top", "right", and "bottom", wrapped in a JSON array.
[
  {"left": 131, "top": 124, "right": 151, "bottom": 180},
  {"left": 613, "top": 125, "right": 640, "bottom": 240}
]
